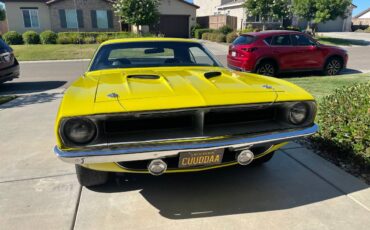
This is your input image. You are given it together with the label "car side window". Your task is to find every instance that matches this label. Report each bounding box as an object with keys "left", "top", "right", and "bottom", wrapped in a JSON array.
[
  {"left": 271, "top": 35, "right": 291, "bottom": 46},
  {"left": 264, "top": 37, "right": 272, "bottom": 45},
  {"left": 189, "top": 47, "right": 214, "bottom": 66},
  {"left": 291, "top": 34, "right": 316, "bottom": 46}
]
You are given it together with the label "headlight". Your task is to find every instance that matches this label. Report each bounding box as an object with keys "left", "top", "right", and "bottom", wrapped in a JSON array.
[
  {"left": 288, "top": 102, "right": 309, "bottom": 125},
  {"left": 62, "top": 118, "right": 97, "bottom": 145}
]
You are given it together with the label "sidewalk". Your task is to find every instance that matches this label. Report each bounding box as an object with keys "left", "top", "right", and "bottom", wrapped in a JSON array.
[{"left": 0, "top": 91, "right": 369, "bottom": 230}]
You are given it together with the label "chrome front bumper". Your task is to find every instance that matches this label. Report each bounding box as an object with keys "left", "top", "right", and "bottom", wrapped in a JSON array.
[{"left": 54, "top": 124, "right": 318, "bottom": 164}]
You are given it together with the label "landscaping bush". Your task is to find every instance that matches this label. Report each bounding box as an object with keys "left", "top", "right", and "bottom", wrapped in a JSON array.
[
  {"left": 195, "top": 28, "right": 214, "bottom": 39},
  {"left": 214, "top": 33, "right": 226, "bottom": 42},
  {"left": 56, "top": 34, "right": 73, "bottom": 44},
  {"left": 218, "top": 25, "right": 233, "bottom": 35},
  {"left": 96, "top": 34, "right": 109, "bottom": 44},
  {"left": 22, "top": 31, "right": 40, "bottom": 44},
  {"left": 191, "top": 23, "right": 202, "bottom": 38},
  {"left": 226, "top": 32, "right": 238, "bottom": 43},
  {"left": 83, "top": 36, "right": 96, "bottom": 44},
  {"left": 3, "top": 31, "right": 23, "bottom": 45},
  {"left": 240, "top": 24, "right": 254, "bottom": 33},
  {"left": 40, "top": 30, "right": 57, "bottom": 44},
  {"left": 315, "top": 82, "right": 370, "bottom": 166},
  {"left": 201, "top": 32, "right": 210, "bottom": 40},
  {"left": 285, "top": 26, "right": 301, "bottom": 32}
]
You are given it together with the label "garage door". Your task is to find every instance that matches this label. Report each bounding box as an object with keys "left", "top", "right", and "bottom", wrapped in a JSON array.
[{"left": 151, "top": 15, "right": 190, "bottom": 38}]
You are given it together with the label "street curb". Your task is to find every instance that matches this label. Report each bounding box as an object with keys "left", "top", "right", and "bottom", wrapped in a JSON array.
[{"left": 19, "top": 59, "right": 90, "bottom": 64}]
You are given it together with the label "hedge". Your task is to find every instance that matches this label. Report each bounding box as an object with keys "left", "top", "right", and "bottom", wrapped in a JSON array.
[
  {"left": 40, "top": 30, "right": 58, "bottom": 44},
  {"left": 194, "top": 29, "right": 214, "bottom": 39},
  {"left": 226, "top": 32, "right": 238, "bottom": 43},
  {"left": 22, "top": 30, "right": 40, "bottom": 44},
  {"left": 314, "top": 82, "right": 370, "bottom": 167},
  {"left": 3, "top": 31, "right": 23, "bottom": 45}
]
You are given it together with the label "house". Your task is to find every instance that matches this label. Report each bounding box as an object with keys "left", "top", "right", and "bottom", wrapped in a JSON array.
[
  {"left": 3, "top": 0, "right": 198, "bottom": 37},
  {"left": 194, "top": 0, "right": 356, "bottom": 32},
  {"left": 352, "top": 7, "right": 370, "bottom": 27}
]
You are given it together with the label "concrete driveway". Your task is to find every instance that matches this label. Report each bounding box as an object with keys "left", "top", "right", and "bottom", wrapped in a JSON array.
[{"left": 1, "top": 42, "right": 370, "bottom": 229}]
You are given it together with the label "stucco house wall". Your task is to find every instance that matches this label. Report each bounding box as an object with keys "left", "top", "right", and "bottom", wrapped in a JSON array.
[
  {"left": 3, "top": 1, "right": 51, "bottom": 33},
  {"left": 194, "top": 0, "right": 233, "bottom": 17},
  {"left": 48, "top": 0, "right": 120, "bottom": 32}
]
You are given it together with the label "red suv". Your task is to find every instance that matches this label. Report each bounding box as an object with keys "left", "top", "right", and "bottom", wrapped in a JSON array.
[{"left": 227, "top": 30, "right": 348, "bottom": 76}]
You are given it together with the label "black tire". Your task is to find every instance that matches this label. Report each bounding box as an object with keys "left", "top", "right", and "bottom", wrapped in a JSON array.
[
  {"left": 75, "top": 165, "right": 109, "bottom": 187},
  {"left": 252, "top": 151, "right": 275, "bottom": 166},
  {"left": 324, "top": 57, "right": 343, "bottom": 76},
  {"left": 255, "top": 61, "right": 277, "bottom": 77}
]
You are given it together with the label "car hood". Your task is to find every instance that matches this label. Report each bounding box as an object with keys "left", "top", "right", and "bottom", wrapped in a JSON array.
[{"left": 59, "top": 66, "right": 314, "bottom": 117}]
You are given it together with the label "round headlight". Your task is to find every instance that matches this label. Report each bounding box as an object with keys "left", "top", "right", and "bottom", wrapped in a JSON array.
[
  {"left": 289, "top": 103, "right": 309, "bottom": 125},
  {"left": 63, "top": 118, "right": 96, "bottom": 145}
]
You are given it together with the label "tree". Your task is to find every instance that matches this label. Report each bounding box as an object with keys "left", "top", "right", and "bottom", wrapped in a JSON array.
[
  {"left": 243, "top": 0, "right": 290, "bottom": 30},
  {"left": 113, "top": 0, "right": 160, "bottom": 33},
  {"left": 292, "top": 0, "right": 351, "bottom": 35}
]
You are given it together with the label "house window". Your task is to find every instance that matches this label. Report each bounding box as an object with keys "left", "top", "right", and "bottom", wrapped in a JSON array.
[
  {"left": 59, "top": 9, "right": 84, "bottom": 29},
  {"left": 91, "top": 10, "right": 113, "bottom": 29},
  {"left": 22, "top": 8, "right": 39, "bottom": 28},
  {"left": 96, "top": 10, "right": 108, "bottom": 29},
  {"left": 66, "top": 9, "right": 78, "bottom": 29}
]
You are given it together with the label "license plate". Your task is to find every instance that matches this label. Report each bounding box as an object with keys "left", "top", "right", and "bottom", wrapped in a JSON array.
[
  {"left": 178, "top": 149, "right": 224, "bottom": 168},
  {"left": 231, "top": 51, "right": 236, "bottom": 57}
]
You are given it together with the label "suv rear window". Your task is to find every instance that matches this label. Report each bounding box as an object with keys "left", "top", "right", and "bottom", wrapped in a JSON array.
[{"left": 232, "top": 35, "right": 255, "bottom": 45}]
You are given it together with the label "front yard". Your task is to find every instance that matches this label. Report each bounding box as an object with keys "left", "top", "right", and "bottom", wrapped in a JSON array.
[{"left": 12, "top": 44, "right": 99, "bottom": 61}]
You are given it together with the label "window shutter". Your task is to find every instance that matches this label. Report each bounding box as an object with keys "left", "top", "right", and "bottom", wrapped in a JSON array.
[
  {"left": 91, "top": 10, "right": 97, "bottom": 28},
  {"left": 107, "top": 10, "right": 114, "bottom": 29},
  {"left": 59, "top": 9, "right": 67, "bottom": 28},
  {"left": 77, "top": 9, "right": 84, "bottom": 28},
  {"left": 59, "top": 10, "right": 67, "bottom": 28}
]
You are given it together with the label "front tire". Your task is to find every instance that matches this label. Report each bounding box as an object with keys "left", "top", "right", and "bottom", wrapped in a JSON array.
[
  {"left": 252, "top": 151, "right": 275, "bottom": 166},
  {"left": 75, "top": 165, "right": 109, "bottom": 187},
  {"left": 256, "top": 61, "right": 277, "bottom": 77},
  {"left": 324, "top": 57, "right": 343, "bottom": 76}
]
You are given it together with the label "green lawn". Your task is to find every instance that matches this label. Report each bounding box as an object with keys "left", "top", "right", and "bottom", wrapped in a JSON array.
[
  {"left": 12, "top": 44, "right": 99, "bottom": 61},
  {"left": 286, "top": 73, "right": 370, "bottom": 99},
  {"left": 0, "top": 96, "right": 16, "bottom": 105},
  {"left": 316, "top": 36, "right": 369, "bottom": 46}
]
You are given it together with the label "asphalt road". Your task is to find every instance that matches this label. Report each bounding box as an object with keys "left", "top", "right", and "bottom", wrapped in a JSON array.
[{"left": 0, "top": 41, "right": 369, "bottom": 95}]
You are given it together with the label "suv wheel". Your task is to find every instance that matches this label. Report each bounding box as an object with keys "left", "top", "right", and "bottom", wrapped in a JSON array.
[
  {"left": 256, "top": 61, "right": 277, "bottom": 76},
  {"left": 324, "top": 57, "right": 342, "bottom": 76},
  {"left": 75, "top": 165, "right": 109, "bottom": 187}
]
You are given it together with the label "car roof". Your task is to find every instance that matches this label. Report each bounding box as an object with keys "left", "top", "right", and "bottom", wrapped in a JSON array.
[
  {"left": 242, "top": 30, "right": 301, "bottom": 37},
  {"left": 101, "top": 37, "right": 199, "bottom": 45}
]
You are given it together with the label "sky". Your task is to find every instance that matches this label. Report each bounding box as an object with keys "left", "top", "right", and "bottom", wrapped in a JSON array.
[{"left": 187, "top": 0, "right": 368, "bottom": 17}]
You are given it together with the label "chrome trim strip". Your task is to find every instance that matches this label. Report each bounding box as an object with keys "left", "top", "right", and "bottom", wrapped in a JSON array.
[{"left": 54, "top": 124, "right": 318, "bottom": 164}]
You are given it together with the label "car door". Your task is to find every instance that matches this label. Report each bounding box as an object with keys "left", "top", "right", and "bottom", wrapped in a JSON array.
[
  {"left": 290, "top": 33, "right": 323, "bottom": 69},
  {"left": 270, "top": 34, "right": 297, "bottom": 71}
]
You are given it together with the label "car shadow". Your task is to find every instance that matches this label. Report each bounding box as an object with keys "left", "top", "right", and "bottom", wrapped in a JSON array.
[
  {"left": 279, "top": 68, "right": 363, "bottom": 78},
  {"left": 87, "top": 152, "right": 368, "bottom": 220},
  {"left": 0, "top": 92, "right": 63, "bottom": 109},
  {"left": 0, "top": 81, "right": 66, "bottom": 95}
]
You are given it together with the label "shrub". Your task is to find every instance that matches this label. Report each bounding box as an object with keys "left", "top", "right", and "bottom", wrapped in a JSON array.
[
  {"left": 3, "top": 31, "right": 23, "bottom": 45},
  {"left": 194, "top": 28, "right": 214, "bottom": 39},
  {"left": 83, "top": 36, "right": 96, "bottom": 44},
  {"left": 215, "top": 33, "right": 226, "bottom": 42},
  {"left": 218, "top": 25, "right": 233, "bottom": 35},
  {"left": 22, "top": 31, "right": 40, "bottom": 44},
  {"left": 240, "top": 24, "right": 254, "bottom": 33},
  {"left": 285, "top": 26, "right": 301, "bottom": 32},
  {"left": 56, "top": 34, "right": 73, "bottom": 44},
  {"left": 191, "top": 23, "right": 202, "bottom": 38},
  {"left": 96, "top": 34, "right": 110, "bottom": 43},
  {"left": 315, "top": 82, "right": 370, "bottom": 165},
  {"left": 201, "top": 32, "right": 210, "bottom": 40},
  {"left": 40, "top": 30, "right": 57, "bottom": 44},
  {"left": 226, "top": 32, "right": 238, "bottom": 43}
]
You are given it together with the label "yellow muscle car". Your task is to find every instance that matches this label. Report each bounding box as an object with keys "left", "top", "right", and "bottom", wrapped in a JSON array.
[{"left": 54, "top": 38, "right": 318, "bottom": 187}]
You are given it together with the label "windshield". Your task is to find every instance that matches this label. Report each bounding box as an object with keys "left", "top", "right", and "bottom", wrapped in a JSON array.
[{"left": 89, "top": 41, "right": 221, "bottom": 71}]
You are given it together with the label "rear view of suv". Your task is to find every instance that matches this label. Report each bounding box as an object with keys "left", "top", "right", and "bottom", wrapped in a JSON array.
[
  {"left": 0, "top": 38, "right": 20, "bottom": 83},
  {"left": 227, "top": 30, "right": 348, "bottom": 76}
]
